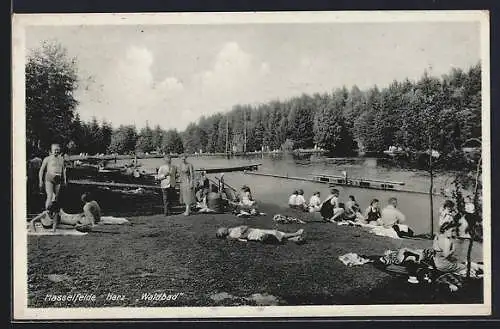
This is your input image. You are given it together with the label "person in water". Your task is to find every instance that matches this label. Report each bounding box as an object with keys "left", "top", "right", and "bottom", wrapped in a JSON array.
[
  {"left": 216, "top": 226, "right": 305, "bottom": 244},
  {"left": 320, "top": 188, "right": 345, "bottom": 222},
  {"left": 39, "top": 143, "right": 67, "bottom": 209},
  {"left": 308, "top": 192, "right": 322, "bottom": 213},
  {"left": 364, "top": 198, "right": 381, "bottom": 224},
  {"left": 29, "top": 200, "right": 94, "bottom": 232},
  {"left": 344, "top": 195, "right": 364, "bottom": 222}
]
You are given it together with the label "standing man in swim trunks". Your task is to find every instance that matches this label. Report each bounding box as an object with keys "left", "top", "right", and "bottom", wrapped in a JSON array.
[{"left": 39, "top": 143, "right": 67, "bottom": 209}]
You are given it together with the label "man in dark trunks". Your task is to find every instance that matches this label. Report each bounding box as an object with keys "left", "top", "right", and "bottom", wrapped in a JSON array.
[{"left": 39, "top": 143, "right": 67, "bottom": 209}]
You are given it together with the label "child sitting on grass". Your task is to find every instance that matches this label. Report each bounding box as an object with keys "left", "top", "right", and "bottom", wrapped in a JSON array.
[
  {"left": 288, "top": 190, "right": 298, "bottom": 208},
  {"left": 364, "top": 199, "right": 381, "bottom": 224},
  {"left": 294, "top": 189, "right": 308, "bottom": 212},
  {"left": 308, "top": 191, "right": 321, "bottom": 213}
]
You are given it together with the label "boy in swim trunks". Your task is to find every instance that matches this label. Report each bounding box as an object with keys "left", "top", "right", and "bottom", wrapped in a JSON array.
[
  {"left": 39, "top": 143, "right": 67, "bottom": 209},
  {"left": 29, "top": 201, "right": 93, "bottom": 232},
  {"left": 216, "top": 226, "right": 305, "bottom": 244}
]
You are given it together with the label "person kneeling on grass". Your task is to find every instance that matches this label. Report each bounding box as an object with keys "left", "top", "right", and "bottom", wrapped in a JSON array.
[
  {"left": 29, "top": 200, "right": 94, "bottom": 232},
  {"left": 216, "top": 226, "right": 305, "bottom": 244}
]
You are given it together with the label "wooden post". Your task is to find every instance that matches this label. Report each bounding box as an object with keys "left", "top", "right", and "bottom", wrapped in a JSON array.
[
  {"left": 429, "top": 134, "right": 434, "bottom": 237},
  {"left": 243, "top": 108, "right": 247, "bottom": 154},
  {"left": 466, "top": 154, "right": 482, "bottom": 278},
  {"left": 225, "top": 116, "right": 229, "bottom": 158}
]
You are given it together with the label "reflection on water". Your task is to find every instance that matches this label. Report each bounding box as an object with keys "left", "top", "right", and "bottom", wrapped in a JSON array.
[{"left": 123, "top": 155, "right": 457, "bottom": 234}]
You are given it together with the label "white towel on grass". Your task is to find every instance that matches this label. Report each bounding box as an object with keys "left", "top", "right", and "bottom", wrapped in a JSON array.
[
  {"left": 98, "top": 216, "right": 130, "bottom": 225},
  {"left": 369, "top": 226, "right": 401, "bottom": 239},
  {"left": 338, "top": 253, "right": 372, "bottom": 266},
  {"left": 27, "top": 226, "right": 88, "bottom": 236}
]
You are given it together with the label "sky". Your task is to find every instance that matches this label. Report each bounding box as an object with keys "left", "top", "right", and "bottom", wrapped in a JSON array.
[{"left": 25, "top": 21, "right": 481, "bottom": 131}]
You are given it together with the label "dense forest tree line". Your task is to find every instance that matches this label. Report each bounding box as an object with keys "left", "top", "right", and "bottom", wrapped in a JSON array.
[
  {"left": 27, "top": 42, "right": 481, "bottom": 165},
  {"left": 181, "top": 66, "right": 481, "bottom": 160}
]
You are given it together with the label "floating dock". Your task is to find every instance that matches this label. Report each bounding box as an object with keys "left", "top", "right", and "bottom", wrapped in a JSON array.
[
  {"left": 244, "top": 171, "right": 440, "bottom": 196},
  {"left": 311, "top": 173, "right": 405, "bottom": 190},
  {"left": 196, "top": 163, "right": 261, "bottom": 174}
]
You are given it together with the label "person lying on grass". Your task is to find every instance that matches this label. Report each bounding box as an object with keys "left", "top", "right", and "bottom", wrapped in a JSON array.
[
  {"left": 28, "top": 200, "right": 94, "bottom": 232},
  {"left": 216, "top": 226, "right": 305, "bottom": 244}
]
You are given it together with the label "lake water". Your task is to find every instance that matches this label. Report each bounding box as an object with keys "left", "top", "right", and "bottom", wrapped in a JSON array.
[{"left": 118, "top": 154, "right": 459, "bottom": 235}]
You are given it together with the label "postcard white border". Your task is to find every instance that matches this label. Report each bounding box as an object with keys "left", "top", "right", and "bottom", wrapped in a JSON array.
[{"left": 12, "top": 11, "right": 491, "bottom": 320}]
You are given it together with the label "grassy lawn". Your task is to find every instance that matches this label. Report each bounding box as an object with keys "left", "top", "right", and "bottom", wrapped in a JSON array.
[{"left": 27, "top": 201, "right": 483, "bottom": 308}]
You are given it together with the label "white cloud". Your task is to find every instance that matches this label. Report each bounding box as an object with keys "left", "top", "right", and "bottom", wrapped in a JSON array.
[
  {"left": 176, "top": 42, "right": 272, "bottom": 128},
  {"left": 77, "top": 42, "right": 272, "bottom": 130}
]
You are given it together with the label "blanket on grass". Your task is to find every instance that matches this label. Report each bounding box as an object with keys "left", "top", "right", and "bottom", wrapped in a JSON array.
[
  {"left": 273, "top": 214, "right": 306, "bottom": 224},
  {"left": 338, "top": 253, "right": 373, "bottom": 266},
  {"left": 337, "top": 220, "right": 419, "bottom": 240},
  {"left": 236, "top": 210, "right": 266, "bottom": 218},
  {"left": 27, "top": 216, "right": 130, "bottom": 235},
  {"left": 27, "top": 223, "right": 88, "bottom": 236}
]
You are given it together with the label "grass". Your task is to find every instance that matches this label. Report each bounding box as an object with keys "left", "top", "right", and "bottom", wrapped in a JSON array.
[{"left": 27, "top": 190, "right": 484, "bottom": 308}]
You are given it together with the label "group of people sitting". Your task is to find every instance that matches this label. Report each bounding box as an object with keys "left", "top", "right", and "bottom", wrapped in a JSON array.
[
  {"left": 29, "top": 192, "right": 102, "bottom": 232},
  {"left": 288, "top": 189, "right": 321, "bottom": 213},
  {"left": 378, "top": 199, "right": 481, "bottom": 280},
  {"left": 288, "top": 188, "right": 404, "bottom": 225},
  {"left": 287, "top": 188, "right": 414, "bottom": 237},
  {"left": 192, "top": 171, "right": 259, "bottom": 216}
]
